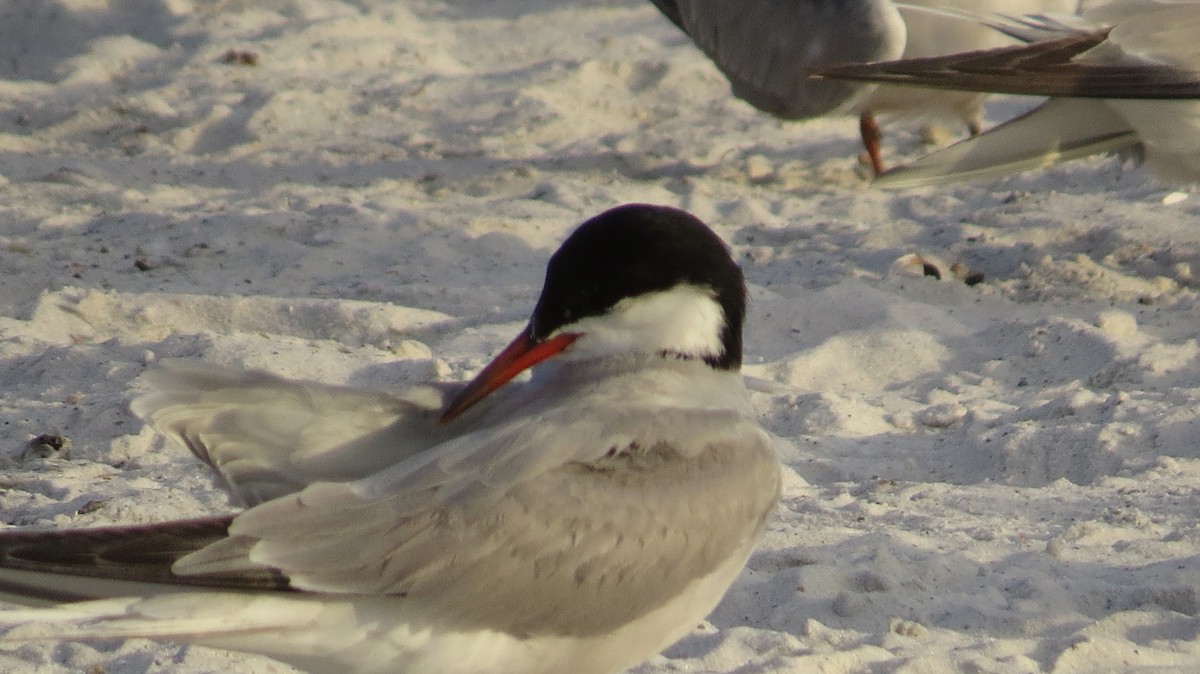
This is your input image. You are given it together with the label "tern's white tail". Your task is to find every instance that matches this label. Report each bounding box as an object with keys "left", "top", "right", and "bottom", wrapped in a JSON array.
[{"left": 874, "top": 98, "right": 1139, "bottom": 188}]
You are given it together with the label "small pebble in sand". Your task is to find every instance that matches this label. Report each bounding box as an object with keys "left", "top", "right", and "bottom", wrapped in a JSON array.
[
  {"left": 22, "top": 433, "right": 71, "bottom": 460},
  {"left": 892, "top": 253, "right": 984, "bottom": 286},
  {"left": 891, "top": 253, "right": 946, "bottom": 280},
  {"left": 222, "top": 49, "right": 259, "bottom": 66},
  {"left": 949, "top": 261, "right": 985, "bottom": 286},
  {"left": 889, "top": 617, "right": 928, "bottom": 638}
]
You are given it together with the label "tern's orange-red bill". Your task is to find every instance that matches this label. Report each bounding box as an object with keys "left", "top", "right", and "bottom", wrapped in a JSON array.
[{"left": 439, "top": 328, "right": 580, "bottom": 424}]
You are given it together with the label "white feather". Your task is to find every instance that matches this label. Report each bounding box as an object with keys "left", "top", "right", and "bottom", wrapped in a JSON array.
[{"left": 557, "top": 284, "right": 727, "bottom": 364}]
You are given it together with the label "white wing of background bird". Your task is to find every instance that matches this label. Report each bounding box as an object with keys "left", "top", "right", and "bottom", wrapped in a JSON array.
[{"left": 814, "top": 0, "right": 1200, "bottom": 186}]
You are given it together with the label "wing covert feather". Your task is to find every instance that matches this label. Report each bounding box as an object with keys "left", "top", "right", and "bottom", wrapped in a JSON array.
[
  {"left": 179, "top": 410, "right": 781, "bottom": 637},
  {"left": 132, "top": 360, "right": 452, "bottom": 506}
]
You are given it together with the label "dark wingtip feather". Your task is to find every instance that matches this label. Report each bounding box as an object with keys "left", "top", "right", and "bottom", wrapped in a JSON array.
[
  {"left": 0, "top": 516, "right": 290, "bottom": 604},
  {"left": 814, "top": 31, "right": 1200, "bottom": 100}
]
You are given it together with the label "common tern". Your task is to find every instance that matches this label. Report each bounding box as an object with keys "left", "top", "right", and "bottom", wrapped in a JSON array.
[
  {"left": 645, "top": 0, "right": 1078, "bottom": 174},
  {"left": 0, "top": 204, "right": 781, "bottom": 674},
  {"left": 815, "top": 0, "right": 1200, "bottom": 186}
]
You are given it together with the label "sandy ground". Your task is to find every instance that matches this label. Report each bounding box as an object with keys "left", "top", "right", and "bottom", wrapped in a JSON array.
[{"left": 1, "top": 0, "right": 1199, "bottom": 672}]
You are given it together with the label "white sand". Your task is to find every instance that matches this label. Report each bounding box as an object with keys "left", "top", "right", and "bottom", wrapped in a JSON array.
[{"left": 1, "top": 0, "right": 1199, "bottom": 672}]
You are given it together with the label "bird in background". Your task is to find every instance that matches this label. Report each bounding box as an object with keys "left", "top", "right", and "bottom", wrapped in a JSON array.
[
  {"left": 645, "top": 0, "right": 1079, "bottom": 174},
  {"left": 0, "top": 204, "right": 781, "bottom": 674},
  {"left": 813, "top": 0, "right": 1200, "bottom": 187}
]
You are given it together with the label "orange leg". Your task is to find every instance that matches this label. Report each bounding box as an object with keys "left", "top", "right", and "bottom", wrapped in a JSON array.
[{"left": 859, "top": 111, "right": 885, "bottom": 176}]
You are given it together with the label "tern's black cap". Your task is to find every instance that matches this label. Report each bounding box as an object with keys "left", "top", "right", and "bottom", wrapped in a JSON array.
[{"left": 530, "top": 204, "right": 745, "bottom": 370}]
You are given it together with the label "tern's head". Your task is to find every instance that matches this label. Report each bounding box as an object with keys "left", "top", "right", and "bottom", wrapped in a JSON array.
[{"left": 440, "top": 203, "right": 745, "bottom": 423}]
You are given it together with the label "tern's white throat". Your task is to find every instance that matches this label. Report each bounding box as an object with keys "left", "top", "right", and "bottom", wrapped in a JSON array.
[{"left": 552, "top": 283, "right": 727, "bottom": 365}]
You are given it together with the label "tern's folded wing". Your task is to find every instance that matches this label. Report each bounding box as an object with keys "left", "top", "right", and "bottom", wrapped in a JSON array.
[
  {"left": 132, "top": 360, "right": 453, "bottom": 506},
  {"left": 178, "top": 407, "right": 781, "bottom": 637}
]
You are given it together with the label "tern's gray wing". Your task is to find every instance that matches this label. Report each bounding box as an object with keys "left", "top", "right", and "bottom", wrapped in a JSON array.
[
  {"left": 649, "top": 0, "right": 906, "bottom": 117},
  {"left": 132, "top": 361, "right": 453, "bottom": 507},
  {"left": 176, "top": 406, "right": 781, "bottom": 637}
]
